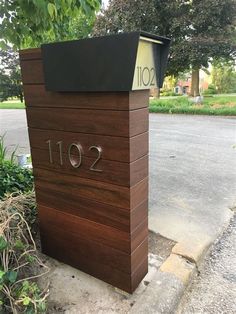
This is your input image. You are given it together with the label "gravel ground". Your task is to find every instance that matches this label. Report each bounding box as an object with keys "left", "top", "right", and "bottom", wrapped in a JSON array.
[{"left": 177, "top": 213, "right": 236, "bottom": 314}]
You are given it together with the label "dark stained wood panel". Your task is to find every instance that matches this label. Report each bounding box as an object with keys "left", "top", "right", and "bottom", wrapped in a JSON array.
[
  {"left": 19, "top": 48, "right": 42, "bottom": 60},
  {"left": 39, "top": 204, "right": 147, "bottom": 254},
  {"left": 31, "top": 147, "right": 148, "bottom": 187},
  {"left": 130, "top": 257, "right": 148, "bottom": 293},
  {"left": 23, "top": 84, "right": 149, "bottom": 111},
  {"left": 39, "top": 219, "right": 148, "bottom": 274},
  {"left": 28, "top": 128, "right": 148, "bottom": 163},
  {"left": 129, "top": 90, "right": 149, "bottom": 110},
  {"left": 26, "top": 107, "right": 148, "bottom": 137},
  {"left": 33, "top": 167, "right": 148, "bottom": 210},
  {"left": 130, "top": 108, "right": 149, "bottom": 136},
  {"left": 36, "top": 187, "right": 148, "bottom": 232},
  {"left": 40, "top": 223, "right": 148, "bottom": 293},
  {"left": 20, "top": 59, "right": 44, "bottom": 84},
  {"left": 130, "top": 176, "right": 148, "bottom": 209},
  {"left": 20, "top": 47, "right": 149, "bottom": 292}
]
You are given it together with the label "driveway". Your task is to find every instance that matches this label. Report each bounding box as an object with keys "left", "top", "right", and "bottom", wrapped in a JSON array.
[{"left": 1, "top": 110, "right": 236, "bottom": 246}]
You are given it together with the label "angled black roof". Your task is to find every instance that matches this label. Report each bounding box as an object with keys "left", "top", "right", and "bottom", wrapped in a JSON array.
[{"left": 41, "top": 31, "right": 170, "bottom": 92}]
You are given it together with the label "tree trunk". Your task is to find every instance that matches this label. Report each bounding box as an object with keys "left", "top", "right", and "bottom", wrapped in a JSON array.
[
  {"left": 150, "top": 87, "right": 160, "bottom": 98},
  {"left": 190, "top": 68, "right": 200, "bottom": 97},
  {"left": 19, "top": 91, "right": 24, "bottom": 103}
]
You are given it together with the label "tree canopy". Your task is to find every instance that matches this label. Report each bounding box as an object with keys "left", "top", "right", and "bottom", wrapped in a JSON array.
[
  {"left": 211, "top": 60, "right": 236, "bottom": 94},
  {"left": 0, "top": 46, "right": 23, "bottom": 101},
  {"left": 0, "top": 0, "right": 101, "bottom": 49},
  {"left": 94, "top": 0, "right": 236, "bottom": 95}
]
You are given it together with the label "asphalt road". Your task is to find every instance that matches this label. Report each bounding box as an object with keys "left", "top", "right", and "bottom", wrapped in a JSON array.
[
  {"left": 177, "top": 214, "right": 236, "bottom": 314},
  {"left": 0, "top": 109, "right": 30, "bottom": 155},
  {"left": 149, "top": 113, "right": 236, "bottom": 245},
  {"left": 0, "top": 110, "right": 236, "bottom": 247}
]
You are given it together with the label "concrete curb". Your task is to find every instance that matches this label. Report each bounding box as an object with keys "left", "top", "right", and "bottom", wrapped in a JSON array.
[
  {"left": 130, "top": 254, "right": 196, "bottom": 314},
  {"left": 131, "top": 213, "right": 234, "bottom": 314}
]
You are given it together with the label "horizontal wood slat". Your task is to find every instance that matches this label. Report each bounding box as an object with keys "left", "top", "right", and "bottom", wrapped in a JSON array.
[
  {"left": 19, "top": 48, "right": 42, "bottom": 60},
  {"left": 39, "top": 219, "right": 148, "bottom": 274},
  {"left": 23, "top": 84, "right": 149, "bottom": 111},
  {"left": 26, "top": 107, "right": 148, "bottom": 137},
  {"left": 31, "top": 147, "right": 148, "bottom": 187},
  {"left": 33, "top": 167, "right": 148, "bottom": 210},
  {"left": 36, "top": 187, "right": 148, "bottom": 233},
  {"left": 28, "top": 128, "right": 148, "bottom": 163},
  {"left": 39, "top": 204, "right": 148, "bottom": 254}
]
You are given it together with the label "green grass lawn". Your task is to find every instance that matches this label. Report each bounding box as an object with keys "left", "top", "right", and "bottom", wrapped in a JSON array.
[
  {"left": 1, "top": 95, "right": 236, "bottom": 115},
  {"left": 0, "top": 101, "right": 25, "bottom": 109},
  {"left": 150, "top": 95, "right": 236, "bottom": 115}
]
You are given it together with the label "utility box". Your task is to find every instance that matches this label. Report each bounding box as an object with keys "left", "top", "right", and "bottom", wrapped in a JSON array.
[{"left": 19, "top": 32, "right": 170, "bottom": 293}]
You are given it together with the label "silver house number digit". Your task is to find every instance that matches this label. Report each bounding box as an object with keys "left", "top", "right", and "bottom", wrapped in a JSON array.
[
  {"left": 68, "top": 143, "right": 83, "bottom": 168},
  {"left": 89, "top": 146, "right": 103, "bottom": 172}
]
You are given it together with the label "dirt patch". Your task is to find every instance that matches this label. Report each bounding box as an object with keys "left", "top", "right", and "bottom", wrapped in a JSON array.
[
  {"left": 210, "top": 102, "right": 236, "bottom": 109},
  {"left": 191, "top": 104, "right": 204, "bottom": 109},
  {"left": 149, "top": 231, "right": 176, "bottom": 260}
]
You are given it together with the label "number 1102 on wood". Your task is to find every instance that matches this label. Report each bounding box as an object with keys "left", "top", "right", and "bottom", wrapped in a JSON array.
[{"left": 46, "top": 139, "right": 103, "bottom": 172}]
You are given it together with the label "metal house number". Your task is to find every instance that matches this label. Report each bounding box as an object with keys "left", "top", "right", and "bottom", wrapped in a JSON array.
[{"left": 46, "top": 140, "right": 103, "bottom": 172}]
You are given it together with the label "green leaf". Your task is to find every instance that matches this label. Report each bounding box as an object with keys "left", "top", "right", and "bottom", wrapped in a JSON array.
[
  {"left": 22, "top": 296, "right": 31, "bottom": 306},
  {"left": 0, "top": 271, "right": 6, "bottom": 281},
  {"left": 38, "top": 301, "right": 47, "bottom": 311},
  {"left": 0, "top": 236, "right": 7, "bottom": 251},
  {"left": 5, "top": 270, "right": 18, "bottom": 283},
  {"left": 14, "top": 240, "right": 25, "bottom": 250},
  {"left": 22, "top": 280, "right": 30, "bottom": 291},
  {"left": 26, "top": 254, "right": 35, "bottom": 263},
  {"left": 47, "top": 3, "right": 55, "bottom": 19}
]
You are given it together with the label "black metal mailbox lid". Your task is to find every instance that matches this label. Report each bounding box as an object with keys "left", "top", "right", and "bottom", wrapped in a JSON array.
[{"left": 41, "top": 31, "right": 170, "bottom": 92}]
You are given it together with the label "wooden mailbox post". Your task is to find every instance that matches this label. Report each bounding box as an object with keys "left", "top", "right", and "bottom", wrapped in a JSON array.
[{"left": 19, "top": 32, "right": 170, "bottom": 293}]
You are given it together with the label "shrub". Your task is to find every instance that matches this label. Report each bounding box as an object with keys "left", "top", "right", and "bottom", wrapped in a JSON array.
[
  {"left": 0, "top": 134, "right": 33, "bottom": 199},
  {"left": 0, "top": 192, "right": 49, "bottom": 313},
  {"left": 0, "top": 161, "right": 34, "bottom": 200},
  {"left": 0, "top": 134, "right": 18, "bottom": 164},
  {"left": 203, "top": 84, "right": 217, "bottom": 95},
  {"left": 160, "top": 90, "right": 179, "bottom": 96}
]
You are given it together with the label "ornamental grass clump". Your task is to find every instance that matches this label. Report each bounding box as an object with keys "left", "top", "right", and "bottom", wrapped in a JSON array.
[
  {"left": 0, "top": 134, "right": 34, "bottom": 200},
  {"left": 0, "top": 192, "right": 49, "bottom": 313}
]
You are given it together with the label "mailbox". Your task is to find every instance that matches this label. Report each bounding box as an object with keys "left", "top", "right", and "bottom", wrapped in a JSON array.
[{"left": 19, "top": 31, "right": 170, "bottom": 293}]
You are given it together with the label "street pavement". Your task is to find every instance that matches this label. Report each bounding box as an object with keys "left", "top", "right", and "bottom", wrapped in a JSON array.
[
  {"left": 0, "top": 109, "right": 30, "bottom": 155},
  {"left": 149, "top": 113, "right": 236, "bottom": 247},
  {"left": 1, "top": 110, "right": 236, "bottom": 246},
  {"left": 177, "top": 214, "right": 236, "bottom": 314}
]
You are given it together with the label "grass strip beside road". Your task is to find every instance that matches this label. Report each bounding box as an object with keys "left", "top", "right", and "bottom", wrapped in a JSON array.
[
  {"left": 1, "top": 95, "right": 236, "bottom": 116},
  {"left": 150, "top": 95, "right": 236, "bottom": 116},
  {"left": 0, "top": 102, "right": 25, "bottom": 109}
]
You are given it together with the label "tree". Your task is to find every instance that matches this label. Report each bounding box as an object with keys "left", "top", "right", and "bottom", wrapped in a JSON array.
[
  {"left": 0, "top": 46, "right": 23, "bottom": 102},
  {"left": 93, "top": 0, "right": 190, "bottom": 74},
  {"left": 211, "top": 61, "right": 236, "bottom": 94},
  {"left": 68, "top": 9, "right": 98, "bottom": 40},
  {"left": 186, "top": 0, "right": 236, "bottom": 96},
  {"left": 0, "top": 0, "right": 101, "bottom": 49},
  {"left": 93, "top": 0, "right": 236, "bottom": 96}
]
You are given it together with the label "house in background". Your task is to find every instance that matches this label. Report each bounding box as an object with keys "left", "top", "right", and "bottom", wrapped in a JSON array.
[
  {"left": 174, "top": 69, "right": 210, "bottom": 95},
  {"left": 175, "top": 76, "right": 191, "bottom": 94}
]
